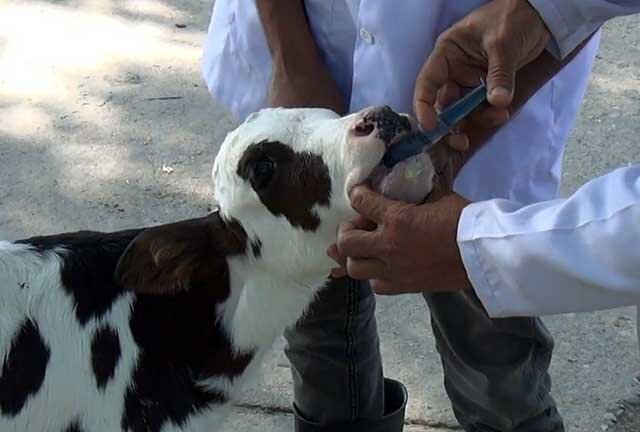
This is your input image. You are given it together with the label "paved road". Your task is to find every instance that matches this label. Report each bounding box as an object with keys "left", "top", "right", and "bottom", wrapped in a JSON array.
[{"left": 1, "top": 1, "right": 639, "bottom": 430}]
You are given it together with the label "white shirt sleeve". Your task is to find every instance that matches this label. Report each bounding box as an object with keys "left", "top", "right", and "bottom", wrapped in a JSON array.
[
  {"left": 458, "top": 165, "right": 640, "bottom": 318},
  {"left": 527, "top": 0, "right": 640, "bottom": 58}
]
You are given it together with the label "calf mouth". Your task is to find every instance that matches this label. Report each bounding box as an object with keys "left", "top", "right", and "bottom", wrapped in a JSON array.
[
  {"left": 349, "top": 107, "right": 417, "bottom": 191},
  {"left": 346, "top": 106, "right": 437, "bottom": 204},
  {"left": 363, "top": 128, "right": 437, "bottom": 204}
]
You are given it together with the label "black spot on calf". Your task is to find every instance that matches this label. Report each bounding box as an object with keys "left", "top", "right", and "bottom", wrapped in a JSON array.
[
  {"left": 237, "top": 141, "right": 332, "bottom": 231},
  {"left": 91, "top": 325, "right": 121, "bottom": 390},
  {"left": 0, "top": 319, "right": 50, "bottom": 416},
  {"left": 121, "top": 290, "right": 254, "bottom": 432},
  {"left": 251, "top": 238, "right": 262, "bottom": 258},
  {"left": 118, "top": 212, "right": 255, "bottom": 431},
  {"left": 62, "top": 419, "right": 84, "bottom": 432},
  {"left": 121, "top": 350, "right": 228, "bottom": 432},
  {"left": 17, "top": 229, "right": 143, "bottom": 325}
]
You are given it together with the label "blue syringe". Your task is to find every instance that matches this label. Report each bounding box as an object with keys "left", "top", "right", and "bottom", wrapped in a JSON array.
[{"left": 382, "top": 81, "right": 487, "bottom": 168}]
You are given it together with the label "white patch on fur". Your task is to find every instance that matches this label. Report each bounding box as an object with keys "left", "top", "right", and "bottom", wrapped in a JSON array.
[{"left": 0, "top": 244, "right": 139, "bottom": 432}]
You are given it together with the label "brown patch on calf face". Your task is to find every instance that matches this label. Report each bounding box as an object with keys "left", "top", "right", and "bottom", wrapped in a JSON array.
[{"left": 236, "top": 140, "right": 332, "bottom": 231}]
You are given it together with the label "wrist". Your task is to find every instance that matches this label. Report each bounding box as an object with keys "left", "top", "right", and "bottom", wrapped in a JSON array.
[{"left": 272, "top": 48, "right": 325, "bottom": 80}]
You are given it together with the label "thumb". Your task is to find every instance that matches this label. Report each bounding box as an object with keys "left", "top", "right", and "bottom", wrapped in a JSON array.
[
  {"left": 485, "top": 48, "right": 516, "bottom": 108},
  {"left": 349, "top": 185, "right": 397, "bottom": 225}
]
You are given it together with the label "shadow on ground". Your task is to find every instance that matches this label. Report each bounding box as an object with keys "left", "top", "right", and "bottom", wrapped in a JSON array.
[{"left": 1, "top": 0, "right": 235, "bottom": 239}]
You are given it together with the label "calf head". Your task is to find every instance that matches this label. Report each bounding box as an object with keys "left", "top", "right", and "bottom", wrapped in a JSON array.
[
  {"left": 211, "top": 106, "right": 437, "bottom": 283},
  {"left": 117, "top": 106, "right": 440, "bottom": 294}
]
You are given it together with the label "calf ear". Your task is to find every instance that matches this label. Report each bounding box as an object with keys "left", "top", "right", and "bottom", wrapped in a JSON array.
[{"left": 115, "top": 214, "right": 228, "bottom": 295}]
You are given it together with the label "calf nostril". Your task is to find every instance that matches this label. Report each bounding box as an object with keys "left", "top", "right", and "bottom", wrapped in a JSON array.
[{"left": 354, "top": 122, "right": 375, "bottom": 137}]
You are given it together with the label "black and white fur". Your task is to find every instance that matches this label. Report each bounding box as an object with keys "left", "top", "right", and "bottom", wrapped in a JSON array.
[{"left": 0, "top": 107, "right": 435, "bottom": 431}]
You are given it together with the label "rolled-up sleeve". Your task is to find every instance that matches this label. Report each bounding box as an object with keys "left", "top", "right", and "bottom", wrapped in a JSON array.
[
  {"left": 527, "top": 0, "right": 640, "bottom": 58},
  {"left": 458, "top": 165, "right": 640, "bottom": 318}
]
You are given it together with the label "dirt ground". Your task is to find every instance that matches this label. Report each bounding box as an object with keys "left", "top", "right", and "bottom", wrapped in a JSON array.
[{"left": 1, "top": 1, "right": 639, "bottom": 430}]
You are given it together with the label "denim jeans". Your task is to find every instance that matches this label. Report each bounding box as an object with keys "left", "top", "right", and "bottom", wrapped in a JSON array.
[{"left": 283, "top": 277, "right": 564, "bottom": 431}]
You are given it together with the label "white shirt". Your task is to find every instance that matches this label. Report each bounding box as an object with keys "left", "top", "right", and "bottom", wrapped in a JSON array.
[
  {"left": 202, "top": 0, "right": 600, "bottom": 206},
  {"left": 202, "top": 1, "right": 640, "bottom": 318},
  {"left": 459, "top": 1, "right": 640, "bottom": 319},
  {"left": 460, "top": 166, "right": 640, "bottom": 318}
]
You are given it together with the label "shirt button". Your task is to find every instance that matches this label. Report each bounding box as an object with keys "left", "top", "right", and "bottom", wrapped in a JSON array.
[{"left": 359, "top": 27, "right": 374, "bottom": 44}]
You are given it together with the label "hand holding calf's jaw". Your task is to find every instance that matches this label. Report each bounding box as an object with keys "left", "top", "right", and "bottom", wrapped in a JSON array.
[{"left": 329, "top": 185, "right": 473, "bottom": 295}]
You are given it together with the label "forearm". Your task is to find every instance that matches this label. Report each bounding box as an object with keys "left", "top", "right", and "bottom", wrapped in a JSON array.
[
  {"left": 255, "top": 0, "right": 324, "bottom": 74},
  {"left": 453, "top": 32, "right": 596, "bottom": 176}
]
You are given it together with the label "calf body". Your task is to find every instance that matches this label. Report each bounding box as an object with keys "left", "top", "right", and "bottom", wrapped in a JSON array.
[
  {"left": 0, "top": 214, "right": 321, "bottom": 432},
  {"left": 0, "top": 106, "right": 436, "bottom": 431}
]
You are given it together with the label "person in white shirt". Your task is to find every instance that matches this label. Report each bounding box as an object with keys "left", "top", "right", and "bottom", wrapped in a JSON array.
[
  {"left": 333, "top": 2, "right": 640, "bottom": 319},
  {"left": 332, "top": 0, "right": 640, "bottom": 380},
  {"left": 202, "top": 1, "right": 607, "bottom": 431}
]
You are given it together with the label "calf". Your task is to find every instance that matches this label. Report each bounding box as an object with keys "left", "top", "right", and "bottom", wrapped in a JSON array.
[{"left": 0, "top": 106, "right": 437, "bottom": 431}]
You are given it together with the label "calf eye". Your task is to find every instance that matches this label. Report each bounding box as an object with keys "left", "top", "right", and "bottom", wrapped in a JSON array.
[{"left": 250, "top": 158, "right": 275, "bottom": 189}]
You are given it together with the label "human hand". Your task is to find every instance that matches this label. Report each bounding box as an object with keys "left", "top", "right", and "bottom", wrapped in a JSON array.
[
  {"left": 268, "top": 62, "right": 346, "bottom": 114},
  {"left": 328, "top": 185, "right": 472, "bottom": 294},
  {"left": 414, "top": 0, "right": 551, "bottom": 132}
]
